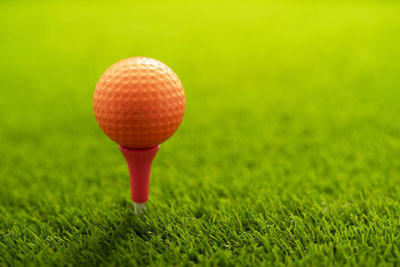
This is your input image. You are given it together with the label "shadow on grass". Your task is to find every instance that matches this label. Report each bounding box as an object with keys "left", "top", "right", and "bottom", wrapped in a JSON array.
[{"left": 68, "top": 200, "right": 159, "bottom": 265}]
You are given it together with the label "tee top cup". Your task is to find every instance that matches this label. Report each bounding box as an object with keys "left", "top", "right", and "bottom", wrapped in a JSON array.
[{"left": 93, "top": 57, "right": 186, "bottom": 213}]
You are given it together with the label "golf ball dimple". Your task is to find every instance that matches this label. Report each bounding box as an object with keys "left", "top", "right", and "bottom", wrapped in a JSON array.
[{"left": 93, "top": 57, "right": 186, "bottom": 148}]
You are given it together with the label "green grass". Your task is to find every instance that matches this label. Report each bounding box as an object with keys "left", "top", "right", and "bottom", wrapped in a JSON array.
[{"left": 1, "top": 0, "right": 400, "bottom": 265}]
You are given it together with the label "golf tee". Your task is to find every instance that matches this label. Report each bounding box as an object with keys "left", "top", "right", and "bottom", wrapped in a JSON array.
[
  {"left": 119, "top": 145, "right": 160, "bottom": 212},
  {"left": 134, "top": 202, "right": 146, "bottom": 215}
]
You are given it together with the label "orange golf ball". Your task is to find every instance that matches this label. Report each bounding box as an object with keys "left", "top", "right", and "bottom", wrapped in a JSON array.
[{"left": 93, "top": 57, "right": 186, "bottom": 148}]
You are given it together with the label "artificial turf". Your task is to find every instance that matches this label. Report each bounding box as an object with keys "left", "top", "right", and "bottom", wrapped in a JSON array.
[{"left": 1, "top": 0, "right": 400, "bottom": 265}]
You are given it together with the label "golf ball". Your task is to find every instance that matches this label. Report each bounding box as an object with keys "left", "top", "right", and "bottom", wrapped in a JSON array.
[{"left": 93, "top": 57, "right": 185, "bottom": 148}]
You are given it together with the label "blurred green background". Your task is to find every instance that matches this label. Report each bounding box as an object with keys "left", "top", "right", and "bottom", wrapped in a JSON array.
[{"left": 1, "top": 0, "right": 400, "bottom": 265}]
